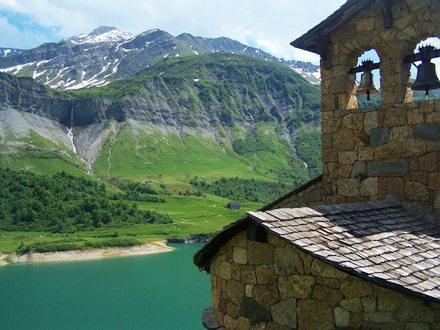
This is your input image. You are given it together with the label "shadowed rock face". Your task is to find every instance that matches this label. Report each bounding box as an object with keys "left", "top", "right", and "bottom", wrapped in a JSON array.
[
  {"left": 0, "top": 52, "right": 321, "bottom": 132},
  {"left": 0, "top": 73, "right": 109, "bottom": 127},
  {"left": 0, "top": 54, "right": 322, "bottom": 177},
  {"left": 0, "top": 73, "right": 70, "bottom": 123}
]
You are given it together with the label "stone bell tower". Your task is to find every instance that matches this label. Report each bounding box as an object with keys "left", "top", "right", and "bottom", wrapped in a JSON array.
[{"left": 291, "top": 0, "right": 440, "bottom": 216}]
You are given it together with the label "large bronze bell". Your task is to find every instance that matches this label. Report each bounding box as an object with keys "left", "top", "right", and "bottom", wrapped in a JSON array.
[
  {"left": 357, "top": 71, "right": 380, "bottom": 101},
  {"left": 412, "top": 61, "right": 440, "bottom": 95}
]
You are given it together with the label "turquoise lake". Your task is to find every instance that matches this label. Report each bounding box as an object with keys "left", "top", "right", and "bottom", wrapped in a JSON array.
[{"left": 0, "top": 244, "right": 210, "bottom": 330}]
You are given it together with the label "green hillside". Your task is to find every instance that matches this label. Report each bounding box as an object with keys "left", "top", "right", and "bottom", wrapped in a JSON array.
[
  {"left": 93, "top": 121, "right": 310, "bottom": 189},
  {"left": 0, "top": 167, "right": 261, "bottom": 253},
  {"left": 85, "top": 54, "right": 321, "bottom": 190},
  {"left": 0, "top": 53, "right": 322, "bottom": 253},
  {"left": 0, "top": 131, "right": 87, "bottom": 176}
]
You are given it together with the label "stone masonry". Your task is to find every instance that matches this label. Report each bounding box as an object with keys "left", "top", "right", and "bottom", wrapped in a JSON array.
[
  {"left": 209, "top": 231, "right": 440, "bottom": 330},
  {"left": 195, "top": 1, "right": 440, "bottom": 329},
  {"left": 319, "top": 0, "right": 440, "bottom": 216},
  {"left": 322, "top": 99, "right": 440, "bottom": 215}
]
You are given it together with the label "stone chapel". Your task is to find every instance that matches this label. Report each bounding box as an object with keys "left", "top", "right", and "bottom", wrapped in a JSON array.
[{"left": 194, "top": 1, "right": 440, "bottom": 329}]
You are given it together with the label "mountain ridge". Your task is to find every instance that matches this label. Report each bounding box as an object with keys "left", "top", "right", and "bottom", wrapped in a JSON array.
[
  {"left": 0, "top": 26, "right": 320, "bottom": 90},
  {"left": 67, "top": 26, "right": 134, "bottom": 45},
  {"left": 0, "top": 53, "right": 321, "bottom": 180}
]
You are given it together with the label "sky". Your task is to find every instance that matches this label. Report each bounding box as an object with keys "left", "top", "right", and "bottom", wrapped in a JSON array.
[{"left": 0, "top": 0, "right": 348, "bottom": 64}]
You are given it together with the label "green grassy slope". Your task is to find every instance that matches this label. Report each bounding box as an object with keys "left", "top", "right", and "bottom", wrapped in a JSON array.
[
  {"left": 0, "top": 131, "right": 87, "bottom": 176},
  {"left": 93, "top": 121, "right": 310, "bottom": 190},
  {"left": 0, "top": 53, "right": 322, "bottom": 253},
  {"left": 0, "top": 168, "right": 262, "bottom": 253}
]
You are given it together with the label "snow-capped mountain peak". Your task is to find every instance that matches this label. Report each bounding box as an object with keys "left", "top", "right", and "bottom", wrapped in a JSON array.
[
  {"left": 68, "top": 26, "right": 133, "bottom": 45},
  {"left": 0, "top": 27, "right": 320, "bottom": 90}
]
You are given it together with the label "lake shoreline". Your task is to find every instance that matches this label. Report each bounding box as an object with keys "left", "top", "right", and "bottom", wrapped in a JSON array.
[{"left": 0, "top": 240, "right": 174, "bottom": 266}]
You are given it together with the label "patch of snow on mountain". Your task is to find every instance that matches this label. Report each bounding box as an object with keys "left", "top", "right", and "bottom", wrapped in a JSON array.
[
  {"left": 47, "top": 67, "right": 69, "bottom": 86},
  {"left": 103, "top": 60, "right": 119, "bottom": 78},
  {"left": 33, "top": 69, "right": 47, "bottom": 79},
  {"left": 63, "top": 79, "right": 78, "bottom": 88},
  {"left": 115, "top": 39, "right": 135, "bottom": 51},
  {"left": 94, "top": 80, "right": 110, "bottom": 87},
  {"left": 121, "top": 47, "right": 136, "bottom": 53},
  {"left": 112, "top": 60, "right": 120, "bottom": 74},
  {"left": 0, "top": 62, "right": 37, "bottom": 74},
  {"left": 3, "top": 49, "right": 11, "bottom": 56},
  {"left": 36, "top": 60, "right": 51, "bottom": 67},
  {"left": 54, "top": 80, "right": 68, "bottom": 88},
  {"left": 65, "top": 78, "right": 100, "bottom": 90},
  {"left": 192, "top": 50, "right": 199, "bottom": 55},
  {"left": 69, "top": 27, "right": 133, "bottom": 45},
  {"left": 175, "top": 53, "right": 180, "bottom": 57},
  {"left": 139, "top": 28, "right": 159, "bottom": 37},
  {"left": 65, "top": 63, "right": 113, "bottom": 90},
  {"left": 291, "top": 66, "right": 320, "bottom": 84}
]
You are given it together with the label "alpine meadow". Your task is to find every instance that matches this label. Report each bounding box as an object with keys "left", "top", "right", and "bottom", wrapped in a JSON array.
[{"left": 0, "top": 27, "right": 321, "bottom": 254}]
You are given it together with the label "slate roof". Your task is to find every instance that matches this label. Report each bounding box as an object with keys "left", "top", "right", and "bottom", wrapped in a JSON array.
[
  {"left": 291, "top": 0, "right": 375, "bottom": 55},
  {"left": 247, "top": 197, "right": 440, "bottom": 302}
]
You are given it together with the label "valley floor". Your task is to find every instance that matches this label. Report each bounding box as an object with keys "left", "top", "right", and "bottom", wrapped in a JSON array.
[{"left": 0, "top": 240, "right": 173, "bottom": 266}]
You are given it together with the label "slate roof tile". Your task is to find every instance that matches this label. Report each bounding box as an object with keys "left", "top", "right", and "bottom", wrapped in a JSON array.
[{"left": 246, "top": 197, "right": 440, "bottom": 302}]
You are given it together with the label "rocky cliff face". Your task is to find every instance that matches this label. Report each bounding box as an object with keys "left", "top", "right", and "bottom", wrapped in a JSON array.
[
  {"left": 0, "top": 73, "right": 113, "bottom": 127},
  {"left": 1, "top": 53, "right": 320, "bottom": 130},
  {"left": 0, "top": 73, "right": 70, "bottom": 123},
  {"left": 0, "top": 53, "right": 321, "bottom": 177},
  {"left": 0, "top": 27, "right": 320, "bottom": 90}
]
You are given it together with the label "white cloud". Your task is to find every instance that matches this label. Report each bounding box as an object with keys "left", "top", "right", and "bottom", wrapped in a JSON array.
[
  {"left": 0, "top": 0, "right": 347, "bottom": 63},
  {"left": 0, "top": 17, "right": 48, "bottom": 48},
  {"left": 412, "top": 37, "right": 440, "bottom": 79}
]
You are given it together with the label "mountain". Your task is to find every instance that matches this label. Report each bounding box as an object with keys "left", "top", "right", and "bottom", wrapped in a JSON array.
[
  {"left": 67, "top": 26, "right": 133, "bottom": 44},
  {"left": 0, "top": 48, "right": 23, "bottom": 57},
  {"left": 0, "top": 46, "right": 322, "bottom": 248},
  {"left": 0, "top": 53, "right": 321, "bottom": 184},
  {"left": 0, "top": 26, "right": 320, "bottom": 90}
]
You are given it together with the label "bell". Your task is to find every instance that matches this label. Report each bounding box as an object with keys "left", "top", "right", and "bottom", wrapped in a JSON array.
[
  {"left": 357, "top": 71, "right": 380, "bottom": 101},
  {"left": 411, "top": 61, "right": 440, "bottom": 96}
]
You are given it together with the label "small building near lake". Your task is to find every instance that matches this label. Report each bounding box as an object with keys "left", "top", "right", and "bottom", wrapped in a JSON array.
[{"left": 194, "top": 0, "right": 440, "bottom": 329}]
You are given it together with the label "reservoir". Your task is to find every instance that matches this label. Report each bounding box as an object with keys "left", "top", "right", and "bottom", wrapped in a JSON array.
[{"left": 0, "top": 244, "right": 209, "bottom": 330}]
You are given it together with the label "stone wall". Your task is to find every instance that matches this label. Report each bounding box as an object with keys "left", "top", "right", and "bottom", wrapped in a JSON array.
[
  {"left": 209, "top": 231, "right": 440, "bottom": 329},
  {"left": 322, "top": 99, "right": 440, "bottom": 216},
  {"left": 320, "top": 0, "right": 440, "bottom": 216},
  {"left": 265, "top": 177, "right": 323, "bottom": 210}
]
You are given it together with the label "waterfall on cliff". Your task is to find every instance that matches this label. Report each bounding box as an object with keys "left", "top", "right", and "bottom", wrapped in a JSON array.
[{"left": 67, "top": 103, "right": 77, "bottom": 154}]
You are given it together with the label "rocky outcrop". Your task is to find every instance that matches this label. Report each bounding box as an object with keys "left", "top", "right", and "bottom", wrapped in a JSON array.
[
  {"left": 0, "top": 73, "right": 111, "bottom": 127},
  {"left": 0, "top": 73, "right": 70, "bottom": 123},
  {"left": 0, "top": 53, "right": 320, "bottom": 131}
]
